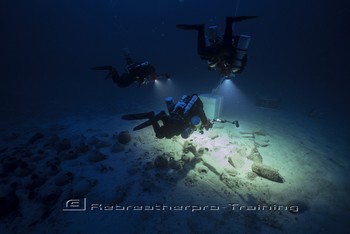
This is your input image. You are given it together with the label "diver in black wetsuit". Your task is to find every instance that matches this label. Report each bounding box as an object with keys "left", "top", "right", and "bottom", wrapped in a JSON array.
[
  {"left": 122, "top": 94, "right": 212, "bottom": 139},
  {"left": 176, "top": 16, "right": 257, "bottom": 77},
  {"left": 92, "top": 50, "right": 170, "bottom": 88}
]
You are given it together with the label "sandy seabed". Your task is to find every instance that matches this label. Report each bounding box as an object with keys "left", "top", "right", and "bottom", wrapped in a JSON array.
[{"left": 0, "top": 102, "right": 349, "bottom": 234}]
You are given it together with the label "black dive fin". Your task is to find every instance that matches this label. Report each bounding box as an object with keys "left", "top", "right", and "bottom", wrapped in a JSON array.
[
  {"left": 226, "top": 16, "right": 258, "bottom": 22},
  {"left": 133, "top": 119, "right": 154, "bottom": 131},
  {"left": 91, "top": 66, "right": 113, "bottom": 71},
  {"left": 133, "top": 111, "right": 166, "bottom": 131},
  {"left": 122, "top": 111, "right": 155, "bottom": 120},
  {"left": 176, "top": 24, "right": 204, "bottom": 30}
]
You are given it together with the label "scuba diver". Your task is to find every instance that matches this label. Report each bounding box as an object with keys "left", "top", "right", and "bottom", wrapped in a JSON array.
[
  {"left": 176, "top": 16, "right": 257, "bottom": 78},
  {"left": 92, "top": 49, "right": 170, "bottom": 88},
  {"left": 122, "top": 94, "right": 212, "bottom": 139}
]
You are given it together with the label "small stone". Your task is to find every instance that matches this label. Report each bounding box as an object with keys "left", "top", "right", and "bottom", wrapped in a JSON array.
[
  {"left": 197, "top": 166, "right": 208, "bottom": 174},
  {"left": 247, "top": 147, "right": 263, "bottom": 163},
  {"left": 154, "top": 155, "right": 168, "bottom": 168},
  {"left": 27, "top": 172, "right": 47, "bottom": 190},
  {"left": 183, "top": 141, "right": 198, "bottom": 156},
  {"left": 197, "top": 147, "right": 207, "bottom": 156},
  {"left": 54, "top": 172, "right": 74, "bottom": 186},
  {"left": 57, "top": 138, "right": 71, "bottom": 152},
  {"left": 88, "top": 151, "right": 107, "bottom": 162},
  {"left": 45, "top": 158, "right": 61, "bottom": 176},
  {"left": 14, "top": 161, "right": 35, "bottom": 177},
  {"left": 181, "top": 154, "right": 191, "bottom": 162},
  {"left": 228, "top": 155, "right": 245, "bottom": 168},
  {"left": 224, "top": 168, "right": 238, "bottom": 177},
  {"left": 117, "top": 131, "right": 131, "bottom": 144},
  {"left": 27, "top": 132, "right": 44, "bottom": 145},
  {"left": 169, "top": 158, "right": 184, "bottom": 170},
  {"left": 208, "top": 132, "right": 219, "bottom": 140},
  {"left": 251, "top": 162, "right": 283, "bottom": 183},
  {"left": 72, "top": 180, "right": 93, "bottom": 198},
  {"left": 44, "top": 134, "right": 59, "bottom": 147}
]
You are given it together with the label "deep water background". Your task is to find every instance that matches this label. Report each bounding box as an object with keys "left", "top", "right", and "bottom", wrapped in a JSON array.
[
  {"left": 1, "top": 1, "right": 350, "bottom": 233},
  {"left": 1, "top": 0, "right": 350, "bottom": 126}
]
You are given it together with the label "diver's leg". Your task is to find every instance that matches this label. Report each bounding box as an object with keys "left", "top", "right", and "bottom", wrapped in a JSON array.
[
  {"left": 223, "top": 16, "right": 258, "bottom": 49},
  {"left": 176, "top": 24, "right": 204, "bottom": 30},
  {"left": 226, "top": 16, "right": 258, "bottom": 22},
  {"left": 153, "top": 113, "right": 170, "bottom": 138},
  {"left": 113, "top": 74, "right": 135, "bottom": 87},
  {"left": 152, "top": 122, "right": 164, "bottom": 139},
  {"left": 122, "top": 111, "right": 155, "bottom": 120},
  {"left": 176, "top": 24, "right": 215, "bottom": 58},
  {"left": 196, "top": 24, "right": 208, "bottom": 56},
  {"left": 92, "top": 65, "right": 118, "bottom": 80},
  {"left": 91, "top": 65, "right": 114, "bottom": 71}
]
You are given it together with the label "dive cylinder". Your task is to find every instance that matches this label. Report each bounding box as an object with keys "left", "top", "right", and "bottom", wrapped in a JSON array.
[
  {"left": 208, "top": 26, "right": 218, "bottom": 45},
  {"left": 184, "top": 95, "right": 198, "bottom": 115},
  {"left": 165, "top": 97, "right": 175, "bottom": 113},
  {"left": 233, "top": 35, "right": 251, "bottom": 71},
  {"left": 173, "top": 95, "right": 188, "bottom": 113}
]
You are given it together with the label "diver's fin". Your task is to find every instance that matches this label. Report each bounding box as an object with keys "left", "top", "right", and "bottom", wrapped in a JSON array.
[
  {"left": 176, "top": 24, "right": 204, "bottom": 30},
  {"left": 133, "top": 111, "right": 166, "bottom": 131},
  {"left": 226, "top": 16, "right": 258, "bottom": 23},
  {"left": 133, "top": 120, "right": 153, "bottom": 131},
  {"left": 122, "top": 111, "right": 155, "bottom": 120},
  {"left": 91, "top": 66, "right": 113, "bottom": 71}
]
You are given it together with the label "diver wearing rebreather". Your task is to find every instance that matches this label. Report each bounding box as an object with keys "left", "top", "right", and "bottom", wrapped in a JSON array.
[
  {"left": 176, "top": 16, "right": 257, "bottom": 77},
  {"left": 92, "top": 49, "right": 170, "bottom": 88},
  {"left": 122, "top": 94, "right": 212, "bottom": 139}
]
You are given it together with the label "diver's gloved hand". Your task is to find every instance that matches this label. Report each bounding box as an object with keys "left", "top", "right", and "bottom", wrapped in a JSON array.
[{"left": 232, "top": 120, "right": 239, "bottom": 128}]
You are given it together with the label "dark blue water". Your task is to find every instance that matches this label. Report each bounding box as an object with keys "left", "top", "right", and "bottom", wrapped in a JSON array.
[
  {"left": 1, "top": 0, "right": 350, "bottom": 233},
  {"left": 2, "top": 0, "right": 349, "bottom": 121}
]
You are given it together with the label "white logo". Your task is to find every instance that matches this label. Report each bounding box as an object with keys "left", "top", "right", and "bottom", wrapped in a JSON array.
[{"left": 62, "top": 198, "right": 86, "bottom": 211}]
